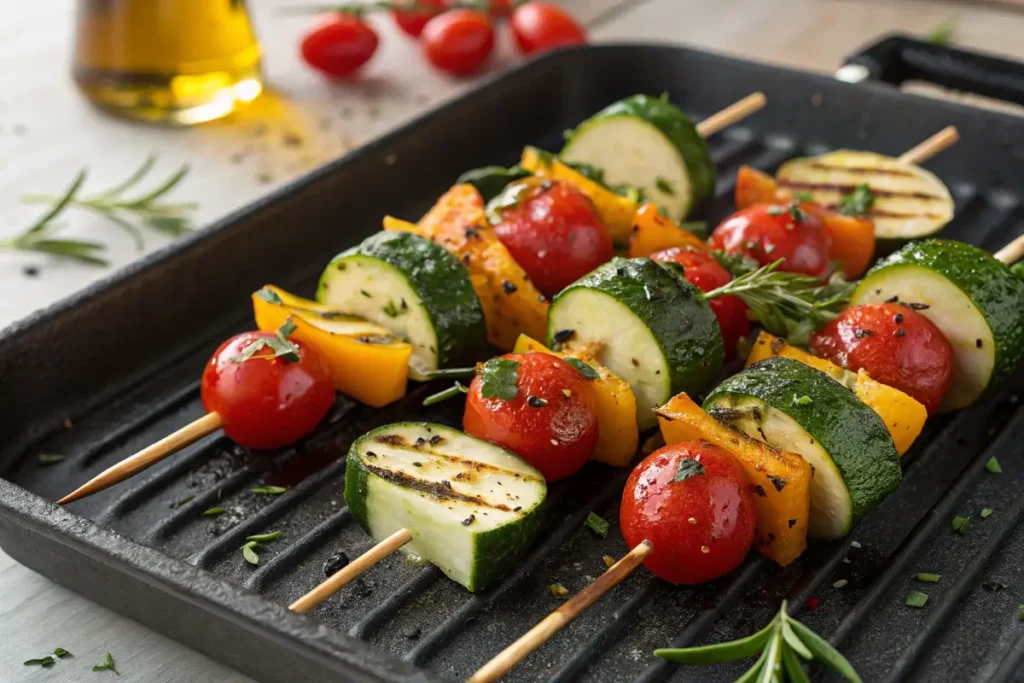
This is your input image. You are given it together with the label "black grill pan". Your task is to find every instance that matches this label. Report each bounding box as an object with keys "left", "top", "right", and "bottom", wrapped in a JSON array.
[{"left": 3, "top": 38, "right": 1024, "bottom": 683}]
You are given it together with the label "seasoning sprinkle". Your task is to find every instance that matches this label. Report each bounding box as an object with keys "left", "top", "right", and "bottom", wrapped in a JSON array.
[
  {"left": 461, "top": 514, "right": 475, "bottom": 527},
  {"left": 550, "top": 583, "right": 569, "bottom": 599},
  {"left": 980, "top": 508, "right": 994, "bottom": 519},
  {"left": 38, "top": 453, "right": 65, "bottom": 465},
  {"left": 602, "top": 555, "right": 617, "bottom": 568},
  {"left": 245, "top": 531, "right": 282, "bottom": 543},
  {"left": 527, "top": 395, "right": 548, "bottom": 408},
  {"left": 833, "top": 579, "right": 848, "bottom": 589}
]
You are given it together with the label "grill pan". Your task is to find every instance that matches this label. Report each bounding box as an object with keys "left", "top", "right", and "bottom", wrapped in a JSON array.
[{"left": 3, "top": 36, "right": 1024, "bottom": 683}]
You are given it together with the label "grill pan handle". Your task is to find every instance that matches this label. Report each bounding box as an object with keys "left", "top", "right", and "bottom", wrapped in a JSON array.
[{"left": 839, "top": 33, "right": 1024, "bottom": 107}]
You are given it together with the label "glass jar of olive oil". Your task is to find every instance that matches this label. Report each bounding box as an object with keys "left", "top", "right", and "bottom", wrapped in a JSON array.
[{"left": 73, "top": 0, "right": 263, "bottom": 125}]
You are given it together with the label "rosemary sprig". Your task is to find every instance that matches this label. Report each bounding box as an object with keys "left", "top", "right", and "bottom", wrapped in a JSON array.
[
  {"left": 705, "top": 260, "right": 854, "bottom": 345},
  {"left": 655, "top": 601, "right": 861, "bottom": 682},
  {"left": 22, "top": 154, "right": 195, "bottom": 252}
]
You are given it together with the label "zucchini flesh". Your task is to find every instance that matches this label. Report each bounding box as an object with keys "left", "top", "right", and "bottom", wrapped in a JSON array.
[
  {"left": 775, "top": 150, "right": 954, "bottom": 241},
  {"left": 345, "top": 423, "right": 545, "bottom": 592}
]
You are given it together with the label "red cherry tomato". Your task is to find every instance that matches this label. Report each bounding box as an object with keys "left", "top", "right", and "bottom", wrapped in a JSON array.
[
  {"left": 201, "top": 332, "right": 335, "bottom": 450},
  {"left": 463, "top": 353, "right": 599, "bottom": 481},
  {"left": 810, "top": 303, "right": 953, "bottom": 414},
  {"left": 709, "top": 202, "right": 832, "bottom": 279},
  {"left": 300, "top": 13, "right": 379, "bottom": 79},
  {"left": 650, "top": 246, "right": 750, "bottom": 359},
  {"left": 392, "top": 0, "right": 447, "bottom": 37},
  {"left": 620, "top": 442, "right": 755, "bottom": 585},
  {"left": 422, "top": 9, "right": 495, "bottom": 76},
  {"left": 494, "top": 181, "right": 614, "bottom": 297},
  {"left": 510, "top": 2, "right": 587, "bottom": 55}
]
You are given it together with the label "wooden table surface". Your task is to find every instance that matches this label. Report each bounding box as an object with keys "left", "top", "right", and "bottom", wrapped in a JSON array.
[{"left": 4, "top": 0, "right": 1024, "bottom": 680}]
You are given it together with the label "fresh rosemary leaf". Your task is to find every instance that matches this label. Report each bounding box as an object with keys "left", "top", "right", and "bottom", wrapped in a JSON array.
[
  {"left": 565, "top": 358, "right": 599, "bottom": 380},
  {"left": 423, "top": 367, "right": 477, "bottom": 380},
  {"left": 952, "top": 515, "right": 970, "bottom": 533},
  {"left": 838, "top": 183, "right": 875, "bottom": 217},
  {"left": 203, "top": 507, "right": 226, "bottom": 516},
  {"left": 245, "top": 531, "right": 282, "bottom": 543},
  {"left": 980, "top": 508, "right": 994, "bottom": 519},
  {"left": 786, "top": 616, "right": 862, "bottom": 682},
  {"left": 24, "top": 656, "right": 55, "bottom": 667},
  {"left": 781, "top": 643, "right": 812, "bottom": 683},
  {"left": 917, "top": 573, "right": 941, "bottom": 583},
  {"left": 251, "top": 485, "right": 287, "bottom": 495},
  {"left": 242, "top": 543, "right": 260, "bottom": 565},
  {"left": 53, "top": 648, "right": 71, "bottom": 658},
  {"left": 673, "top": 459, "right": 706, "bottom": 482},
  {"left": 654, "top": 616, "right": 776, "bottom": 664},
  {"left": 781, "top": 621, "right": 812, "bottom": 660},
  {"left": 38, "top": 453, "right": 65, "bottom": 465},
  {"left": 906, "top": 590, "right": 929, "bottom": 608},
  {"left": 584, "top": 512, "right": 610, "bottom": 538},
  {"left": 985, "top": 457, "right": 1002, "bottom": 474}
]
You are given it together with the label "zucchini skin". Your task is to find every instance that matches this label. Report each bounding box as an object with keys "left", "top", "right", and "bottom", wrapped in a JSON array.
[
  {"left": 550, "top": 257, "right": 724, "bottom": 400},
  {"left": 456, "top": 165, "right": 531, "bottom": 202},
  {"left": 322, "top": 231, "right": 487, "bottom": 368},
  {"left": 566, "top": 95, "right": 716, "bottom": 210},
  {"left": 856, "top": 239, "right": 1024, "bottom": 401},
  {"left": 706, "top": 357, "right": 901, "bottom": 526}
]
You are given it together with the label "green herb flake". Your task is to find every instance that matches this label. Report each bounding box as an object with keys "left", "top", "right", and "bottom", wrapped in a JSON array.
[
  {"left": 794, "top": 395, "right": 812, "bottom": 406},
  {"left": 917, "top": 573, "right": 941, "bottom": 583},
  {"left": 550, "top": 583, "right": 569, "bottom": 599},
  {"left": 673, "top": 458, "right": 706, "bottom": 482},
  {"left": 952, "top": 515, "right": 971, "bottom": 534},
  {"left": 655, "top": 176, "right": 675, "bottom": 196},
  {"left": 254, "top": 287, "right": 283, "bottom": 304},
  {"left": 382, "top": 300, "right": 401, "bottom": 318},
  {"left": 246, "top": 531, "right": 282, "bottom": 543},
  {"left": 838, "top": 183, "right": 875, "bottom": 217},
  {"left": 789, "top": 203, "right": 806, "bottom": 222},
  {"left": 1019, "top": 604, "right": 1024, "bottom": 622},
  {"left": 981, "top": 508, "right": 995, "bottom": 519},
  {"left": 203, "top": 507, "right": 226, "bottom": 516},
  {"left": 92, "top": 652, "right": 118, "bottom": 674},
  {"left": 480, "top": 358, "right": 520, "bottom": 401},
  {"left": 906, "top": 590, "right": 929, "bottom": 608},
  {"left": 565, "top": 357, "right": 599, "bottom": 380},
  {"left": 584, "top": 511, "right": 610, "bottom": 538},
  {"left": 926, "top": 22, "right": 955, "bottom": 46},
  {"left": 833, "top": 579, "right": 848, "bottom": 589},
  {"left": 38, "top": 453, "right": 65, "bottom": 465},
  {"left": 793, "top": 191, "right": 814, "bottom": 201},
  {"left": 242, "top": 542, "right": 260, "bottom": 565},
  {"left": 54, "top": 648, "right": 71, "bottom": 658},
  {"left": 173, "top": 495, "right": 194, "bottom": 507},
  {"left": 24, "top": 656, "right": 56, "bottom": 667},
  {"left": 602, "top": 555, "right": 616, "bottom": 568},
  {"left": 251, "top": 485, "right": 288, "bottom": 496},
  {"left": 985, "top": 457, "right": 1002, "bottom": 474}
]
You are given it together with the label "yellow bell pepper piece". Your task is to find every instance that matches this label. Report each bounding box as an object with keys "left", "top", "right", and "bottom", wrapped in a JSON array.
[
  {"left": 745, "top": 331, "right": 926, "bottom": 455},
  {"left": 512, "top": 334, "right": 638, "bottom": 467},
  {"left": 252, "top": 285, "right": 411, "bottom": 408},
  {"left": 628, "top": 203, "right": 709, "bottom": 258},
  {"left": 520, "top": 146, "right": 637, "bottom": 244},
  {"left": 383, "top": 216, "right": 421, "bottom": 235}
]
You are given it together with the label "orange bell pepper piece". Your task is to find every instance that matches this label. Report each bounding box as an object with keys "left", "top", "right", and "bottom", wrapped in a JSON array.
[{"left": 627, "top": 203, "right": 709, "bottom": 258}]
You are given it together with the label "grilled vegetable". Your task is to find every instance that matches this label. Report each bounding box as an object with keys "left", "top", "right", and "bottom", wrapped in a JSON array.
[
  {"left": 705, "top": 357, "right": 902, "bottom": 539},
  {"left": 775, "top": 150, "right": 954, "bottom": 243},
  {"left": 746, "top": 331, "right": 928, "bottom": 455},
  {"left": 318, "top": 230, "right": 486, "bottom": 380},
  {"left": 850, "top": 239, "right": 1024, "bottom": 411},
  {"left": 620, "top": 442, "right": 755, "bottom": 584},
  {"left": 344, "top": 422, "right": 546, "bottom": 592},
  {"left": 520, "top": 146, "right": 637, "bottom": 243},
  {"left": 656, "top": 393, "right": 811, "bottom": 566},
  {"left": 628, "top": 202, "right": 709, "bottom": 258},
  {"left": 547, "top": 257, "right": 723, "bottom": 430},
  {"left": 561, "top": 95, "right": 715, "bottom": 221},
  {"left": 512, "top": 334, "right": 638, "bottom": 467},
  {"left": 252, "top": 286, "right": 412, "bottom": 407},
  {"left": 456, "top": 164, "right": 531, "bottom": 202},
  {"left": 709, "top": 202, "right": 833, "bottom": 279}
]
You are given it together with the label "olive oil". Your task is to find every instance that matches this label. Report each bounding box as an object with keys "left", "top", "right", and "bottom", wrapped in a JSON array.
[{"left": 73, "top": 0, "right": 263, "bottom": 125}]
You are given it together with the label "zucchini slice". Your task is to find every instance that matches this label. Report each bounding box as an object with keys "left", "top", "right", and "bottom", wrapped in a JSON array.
[
  {"left": 704, "top": 357, "right": 901, "bottom": 539},
  {"left": 561, "top": 95, "right": 715, "bottom": 221},
  {"left": 547, "top": 257, "right": 723, "bottom": 430},
  {"left": 318, "top": 231, "right": 486, "bottom": 379},
  {"left": 850, "top": 239, "right": 1024, "bottom": 411},
  {"left": 344, "top": 422, "right": 546, "bottom": 592},
  {"left": 775, "top": 150, "right": 954, "bottom": 243}
]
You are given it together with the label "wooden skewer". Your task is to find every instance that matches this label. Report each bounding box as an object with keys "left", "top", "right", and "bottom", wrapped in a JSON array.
[
  {"left": 696, "top": 92, "right": 766, "bottom": 138},
  {"left": 467, "top": 541, "right": 653, "bottom": 683},
  {"left": 289, "top": 527, "right": 414, "bottom": 614},
  {"left": 994, "top": 233, "right": 1024, "bottom": 265},
  {"left": 57, "top": 412, "right": 224, "bottom": 505},
  {"left": 899, "top": 125, "right": 959, "bottom": 165}
]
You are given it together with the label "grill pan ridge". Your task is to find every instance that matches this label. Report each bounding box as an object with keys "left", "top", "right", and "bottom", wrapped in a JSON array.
[{"left": 3, "top": 42, "right": 1024, "bottom": 683}]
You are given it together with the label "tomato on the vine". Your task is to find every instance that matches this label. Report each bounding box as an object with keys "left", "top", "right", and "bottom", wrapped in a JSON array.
[
  {"left": 201, "top": 332, "right": 335, "bottom": 450},
  {"left": 650, "top": 246, "right": 750, "bottom": 359},
  {"left": 620, "top": 442, "right": 755, "bottom": 585},
  {"left": 422, "top": 9, "right": 495, "bottom": 76},
  {"left": 494, "top": 180, "right": 613, "bottom": 298},
  {"left": 709, "top": 202, "right": 832, "bottom": 279},
  {"left": 300, "top": 13, "right": 379, "bottom": 79},
  {"left": 510, "top": 2, "right": 587, "bottom": 55},
  {"left": 463, "top": 353, "right": 599, "bottom": 481},
  {"left": 392, "top": 0, "right": 447, "bottom": 37}
]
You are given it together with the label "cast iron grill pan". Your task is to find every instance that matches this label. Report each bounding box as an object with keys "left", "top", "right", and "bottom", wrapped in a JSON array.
[{"left": 3, "top": 40, "right": 1024, "bottom": 683}]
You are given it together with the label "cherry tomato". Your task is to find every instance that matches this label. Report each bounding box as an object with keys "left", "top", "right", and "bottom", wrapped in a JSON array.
[
  {"left": 510, "top": 2, "right": 587, "bottom": 55},
  {"left": 392, "top": 0, "right": 447, "bottom": 38},
  {"left": 422, "top": 9, "right": 495, "bottom": 76},
  {"left": 810, "top": 303, "right": 953, "bottom": 414},
  {"left": 463, "top": 353, "right": 599, "bottom": 481},
  {"left": 620, "top": 442, "right": 755, "bottom": 585},
  {"left": 709, "top": 202, "right": 832, "bottom": 279},
  {"left": 300, "top": 14, "right": 379, "bottom": 79},
  {"left": 201, "top": 332, "right": 335, "bottom": 450},
  {"left": 650, "top": 246, "right": 750, "bottom": 358},
  {"left": 494, "top": 180, "right": 613, "bottom": 297}
]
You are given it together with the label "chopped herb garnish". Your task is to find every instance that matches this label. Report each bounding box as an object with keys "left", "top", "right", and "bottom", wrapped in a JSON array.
[
  {"left": 985, "top": 457, "right": 1002, "bottom": 474},
  {"left": 794, "top": 395, "right": 812, "bottom": 406},
  {"left": 550, "top": 583, "right": 568, "bottom": 599},
  {"left": 838, "top": 183, "right": 875, "bottom": 217},
  {"left": 926, "top": 21, "right": 955, "bottom": 46},
  {"left": 37, "top": 453, "right": 64, "bottom": 465},
  {"left": 251, "top": 485, "right": 287, "bottom": 496},
  {"left": 203, "top": 507, "right": 226, "bottom": 516},
  {"left": 789, "top": 203, "right": 806, "bottom": 222},
  {"left": 54, "top": 648, "right": 71, "bottom": 658},
  {"left": 906, "top": 590, "right": 929, "bottom": 608},
  {"left": 793, "top": 191, "right": 814, "bottom": 201},
  {"left": 382, "top": 300, "right": 401, "bottom": 318},
  {"left": 655, "top": 176, "right": 675, "bottom": 196},
  {"left": 173, "top": 495, "right": 194, "bottom": 507},
  {"left": 833, "top": 579, "right": 848, "bottom": 589},
  {"left": 422, "top": 381, "right": 469, "bottom": 406},
  {"left": 673, "top": 458, "right": 706, "bottom": 482},
  {"left": 92, "top": 652, "right": 118, "bottom": 674},
  {"left": 241, "top": 541, "right": 260, "bottom": 565},
  {"left": 479, "top": 358, "right": 520, "bottom": 401},
  {"left": 980, "top": 508, "right": 994, "bottom": 519},
  {"left": 565, "top": 357, "right": 599, "bottom": 380},
  {"left": 584, "top": 511, "right": 610, "bottom": 538},
  {"left": 230, "top": 319, "right": 300, "bottom": 364},
  {"left": 952, "top": 515, "right": 970, "bottom": 533},
  {"left": 24, "top": 656, "right": 56, "bottom": 667},
  {"left": 254, "top": 287, "right": 283, "bottom": 304},
  {"left": 917, "top": 573, "right": 941, "bottom": 583},
  {"left": 246, "top": 531, "right": 282, "bottom": 543}
]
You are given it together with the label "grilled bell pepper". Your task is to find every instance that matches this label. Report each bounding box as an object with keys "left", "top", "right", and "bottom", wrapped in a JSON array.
[{"left": 628, "top": 202, "right": 709, "bottom": 258}]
